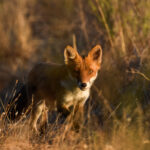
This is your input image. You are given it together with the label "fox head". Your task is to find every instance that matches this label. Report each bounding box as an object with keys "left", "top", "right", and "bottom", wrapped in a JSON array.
[{"left": 64, "top": 45, "right": 102, "bottom": 91}]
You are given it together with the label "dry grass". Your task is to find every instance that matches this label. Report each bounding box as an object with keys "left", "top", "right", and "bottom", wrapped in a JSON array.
[
  {"left": 0, "top": 0, "right": 150, "bottom": 149},
  {"left": 0, "top": 84, "right": 150, "bottom": 150}
]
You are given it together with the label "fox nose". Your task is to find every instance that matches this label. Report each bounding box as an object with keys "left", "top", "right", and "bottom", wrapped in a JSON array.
[{"left": 80, "top": 83, "right": 87, "bottom": 88}]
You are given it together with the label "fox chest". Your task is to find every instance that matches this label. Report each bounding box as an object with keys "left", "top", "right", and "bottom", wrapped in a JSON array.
[{"left": 60, "top": 88, "right": 90, "bottom": 108}]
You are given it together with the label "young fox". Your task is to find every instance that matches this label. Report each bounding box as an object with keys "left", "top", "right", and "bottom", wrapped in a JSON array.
[{"left": 28, "top": 45, "right": 102, "bottom": 132}]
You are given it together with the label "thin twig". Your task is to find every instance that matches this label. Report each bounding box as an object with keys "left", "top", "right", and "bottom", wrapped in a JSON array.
[
  {"left": 72, "top": 34, "right": 77, "bottom": 51},
  {"left": 0, "top": 98, "right": 11, "bottom": 123},
  {"left": 13, "top": 103, "right": 33, "bottom": 126},
  {"left": 93, "top": 85, "right": 119, "bottom": 121},
  {"left": 95, "top": 0, "right": 114, "bottom": 48},
  {"left": 127, "top": 69, "right": 150, "bottom": 81},
  {"left": 106, "top": 102, "right": 121, "bottom": 121}
]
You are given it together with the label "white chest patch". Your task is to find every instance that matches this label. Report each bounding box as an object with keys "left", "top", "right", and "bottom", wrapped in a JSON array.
[
  {"left": 60, "top": 80, "right": 90, "bottom": 107},
  {"left": 64, "top": 88, "right": 89, "bottom": 104}
]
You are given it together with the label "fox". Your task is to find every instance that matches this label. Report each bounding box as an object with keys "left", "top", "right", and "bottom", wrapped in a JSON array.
[{"left": 26, "top": 45, "right": 102, "bottom": 132}]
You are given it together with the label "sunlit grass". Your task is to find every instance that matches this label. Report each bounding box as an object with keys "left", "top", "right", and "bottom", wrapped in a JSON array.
[{"left": 0, "top": 0, "right": 150, "bottom": 149}]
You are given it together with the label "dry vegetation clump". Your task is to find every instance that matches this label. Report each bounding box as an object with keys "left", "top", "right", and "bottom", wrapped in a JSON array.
[
  {"left": 0, "top": 0, "right": 150, "bottom": 149},
  {"left": 0, "top": 0, "right": 39, "bottom": 90}
]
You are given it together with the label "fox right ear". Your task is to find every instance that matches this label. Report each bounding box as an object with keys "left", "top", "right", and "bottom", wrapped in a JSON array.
[
  {"left": 64, "top": 45, "right": 78, "bottom": 64},
  {"left": 88, "top": 45, "right": 102, "bottom": 66}
]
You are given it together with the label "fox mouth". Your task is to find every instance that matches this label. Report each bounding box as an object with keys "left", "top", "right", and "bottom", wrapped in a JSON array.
[
  {"left": 79, "top": 86, "right": 89, "bottom": 91},
  {"left": 79, "top": 87, "right": 86, "bottom": 91}
]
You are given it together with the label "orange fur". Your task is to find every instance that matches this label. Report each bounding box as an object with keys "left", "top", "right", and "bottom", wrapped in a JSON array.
[{"left": 28, "top": 45, "right": 102, "bottom": 132}]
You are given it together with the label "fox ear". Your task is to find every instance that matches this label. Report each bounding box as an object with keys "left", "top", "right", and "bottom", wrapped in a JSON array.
[
  {"left": 64, "top": 45, "right": 79, "bottom": 64},
  {"left": 88, "top": 45, "right": 102, "bottom": 65}
]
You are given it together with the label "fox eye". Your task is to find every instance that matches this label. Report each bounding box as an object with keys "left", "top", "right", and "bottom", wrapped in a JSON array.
[{"left": 89, "top": 69, "right": 93, "bottom": 74}]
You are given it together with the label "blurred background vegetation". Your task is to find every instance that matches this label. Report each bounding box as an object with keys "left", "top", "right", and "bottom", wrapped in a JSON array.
[{"left": 0, "top": 0, "right": 150, "bottom": 149}]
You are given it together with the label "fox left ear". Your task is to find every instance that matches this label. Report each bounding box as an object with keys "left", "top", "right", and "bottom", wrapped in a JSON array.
[
  {"left": 88, "top": 45, "right": 102, "bottom": 66},
  {"left": 64, "top": 45, "right": 79, "bottom": 64}
]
